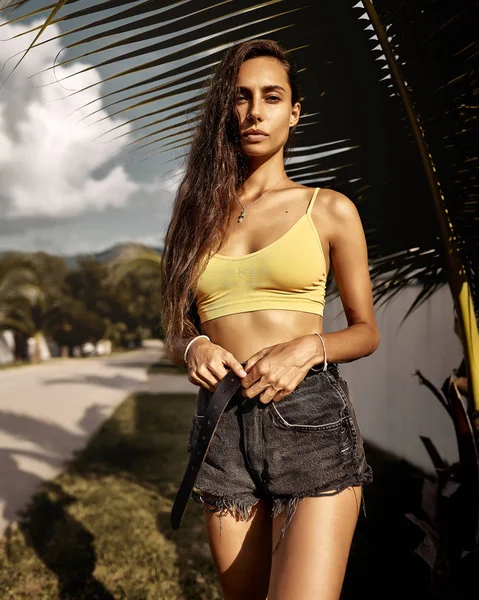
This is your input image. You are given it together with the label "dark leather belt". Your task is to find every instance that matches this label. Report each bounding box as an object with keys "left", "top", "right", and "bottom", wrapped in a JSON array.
[{"left": 170, "top": 369, "right": 243, "bottom": 530}]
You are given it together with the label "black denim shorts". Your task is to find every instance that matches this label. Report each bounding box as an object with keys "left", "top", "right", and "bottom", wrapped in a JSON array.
[{"left": 187, "top": 361, "right": 373, "bottom": 553}]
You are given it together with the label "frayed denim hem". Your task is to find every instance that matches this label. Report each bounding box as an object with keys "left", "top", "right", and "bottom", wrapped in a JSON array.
[
  {"left": 270, "top": 476, "right": 371, "bottom": 554},
  {"left": 191, "top": 488, "right": 259, "bottom": 537},
  {"left": 191, "top": 473, "right": 372, "bottom": 555}
]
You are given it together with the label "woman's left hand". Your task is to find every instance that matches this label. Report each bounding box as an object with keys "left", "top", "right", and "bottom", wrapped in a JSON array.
[{"left": 240, "top": 335, "right": 318, "bottom": 404}]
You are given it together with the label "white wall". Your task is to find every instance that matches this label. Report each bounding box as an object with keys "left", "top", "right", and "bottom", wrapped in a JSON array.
[
  {"left": 324, "top": 284, "right": 463, "bottom": 474},
  {"left": 0, "top": 330, "right": 15, "bottom": 365}
]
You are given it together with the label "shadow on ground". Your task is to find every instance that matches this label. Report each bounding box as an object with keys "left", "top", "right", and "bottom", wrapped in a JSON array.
[
  {"left": 0, "top": 389, "right": 441, "bottom": 599},
  {"left": 8, "top": 482, "right": 115, "bottom": 599}
]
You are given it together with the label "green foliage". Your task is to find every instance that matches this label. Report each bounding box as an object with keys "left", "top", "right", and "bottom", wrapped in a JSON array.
[
  {"left": 0, "top": 246, "right": 163, "bottom": 355},
  {"left": 48, "top": 297, "right": 106, "bottom": 348}
]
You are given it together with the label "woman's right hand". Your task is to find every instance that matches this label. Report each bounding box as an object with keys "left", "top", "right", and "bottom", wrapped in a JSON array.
[{"left": 186, "top": 337, "right": 247, "bottom": 392}]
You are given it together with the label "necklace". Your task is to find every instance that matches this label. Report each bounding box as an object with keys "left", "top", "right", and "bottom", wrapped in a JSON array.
[{"left": 236, "top": 172, "right": 286, "bottom": 223}]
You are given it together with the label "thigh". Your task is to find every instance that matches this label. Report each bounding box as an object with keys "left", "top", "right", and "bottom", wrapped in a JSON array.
[
  {"left": 268, "top": 486, "right": 362, "bottom": 600},
  {"left": 202, "top": 495, "right": 273, "bottom": 600}
]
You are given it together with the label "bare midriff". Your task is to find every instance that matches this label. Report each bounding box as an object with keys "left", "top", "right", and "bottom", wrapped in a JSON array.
[
  {"left": 197, "top": 186, "right": 331, "bottom": 362},
  {"left": 200, "top": 309, "right": 323, "bottom": 364}
]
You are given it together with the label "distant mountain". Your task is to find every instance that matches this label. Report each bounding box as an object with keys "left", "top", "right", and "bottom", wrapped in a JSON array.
[
  {"left": 0, "top": 242, "right": 163, "bottom": 269},
  {"left": 65, "top": 242, "right": 164, "bottom": 268}
]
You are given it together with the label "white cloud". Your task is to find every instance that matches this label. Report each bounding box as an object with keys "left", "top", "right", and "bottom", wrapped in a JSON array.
[
  {"left": 160, "top": 166, "right": 185, "bottom": 194},
  {"left": 0, "top": 17, "right": 163, "bottom": 219}
]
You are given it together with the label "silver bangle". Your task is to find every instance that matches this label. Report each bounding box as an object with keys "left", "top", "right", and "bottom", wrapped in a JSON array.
[
  {"left": 310, "top": 332, "right": 328, "bottom": 372},
  {"left": 183, "top": 334, "right": 210, "bottom": 364}
]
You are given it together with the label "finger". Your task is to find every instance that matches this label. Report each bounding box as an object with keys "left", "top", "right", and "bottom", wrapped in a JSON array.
[
  {"left": 258, "top": 381, "right": 292, "bottom": 404},
  {"left": 240, "top": 371, "right": 262, "bottom": 394},
  {"left": 241, "top": 378, "right": 271, "bottom": 400},
  {"left": 271, "top": 387, "right": 292, "bottom": 402},
  {"left": 258, "top": 386, "right": 280, "bottom": 405},
  {"left": 241, "top": 362, "right": 267, "bottom": 389},
  {"left": 190, "top": 369, "right": 218, "bottom": 393},
  {"left": 243, "top": 348, "right": 268, "bottom": 373},
  {"left": 206, "top": 361, "right": 230, "bottom": 381},
  {"left": 222, "top": 353, "right": 247, "bottom": 378}
]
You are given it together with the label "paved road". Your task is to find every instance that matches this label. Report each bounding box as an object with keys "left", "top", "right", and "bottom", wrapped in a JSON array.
[{"left": 0, "top": 340, "right": 196, "bottom": 537}]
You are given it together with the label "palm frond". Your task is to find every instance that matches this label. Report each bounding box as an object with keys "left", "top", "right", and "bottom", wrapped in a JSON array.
[
  {"left": 1, "top": 1, "right": 477, "bottom": 384},
  {"left": 359, "top": 0, "right": 479, "bottom": 423},
  {"left": 105, "top": 242, "right": 162, "bottom": 287}
]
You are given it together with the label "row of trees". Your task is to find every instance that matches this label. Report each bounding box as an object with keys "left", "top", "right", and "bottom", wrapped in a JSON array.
[{"left": 0, "top": 245, "right": 163, "bottom": 362}]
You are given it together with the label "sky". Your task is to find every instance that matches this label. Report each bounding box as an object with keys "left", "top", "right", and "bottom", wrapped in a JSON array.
[
  {"left": 0, "top": 1, "right": 377, "bottom": 257},
  {"left": 0, "top": 2, "right": 189, "bottom": 256}
]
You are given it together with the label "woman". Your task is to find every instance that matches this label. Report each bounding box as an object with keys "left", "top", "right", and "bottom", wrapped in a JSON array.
[{"left": 161, "top": 39, "right": 379, "bottom": 600}]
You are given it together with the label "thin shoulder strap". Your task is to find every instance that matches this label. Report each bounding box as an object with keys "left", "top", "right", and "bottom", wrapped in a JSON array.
[{"left": 306, "top": 187, "right": 321, "bottom": 215}]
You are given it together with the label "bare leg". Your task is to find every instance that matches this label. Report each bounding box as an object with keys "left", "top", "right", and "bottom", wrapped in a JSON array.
[
  {"left": 268, "top": 486, "right": 362, "bottom": 600},
  {"left": 201, "top": 494, "right": 273, "bottom": 600}
]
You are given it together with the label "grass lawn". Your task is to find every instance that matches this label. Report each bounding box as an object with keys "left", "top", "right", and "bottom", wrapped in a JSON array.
[
  {"left": 147, "top": 360, "right": 187, "bottom": 375},
  {"left": 0, "top": 383, "right": 436, "bottom": 599},
  {"left": 0, "top": 360, "right": 28, "bottom": 371}
]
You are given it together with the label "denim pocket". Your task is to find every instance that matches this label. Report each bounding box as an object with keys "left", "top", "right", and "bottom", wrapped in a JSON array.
[{"left": 269, "top": 369, "right": 348, "bottom": 431}]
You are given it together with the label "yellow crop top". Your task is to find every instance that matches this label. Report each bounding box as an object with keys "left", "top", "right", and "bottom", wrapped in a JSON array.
[{"left": 195, "top": 187, "right": 327, "bottom": 323}]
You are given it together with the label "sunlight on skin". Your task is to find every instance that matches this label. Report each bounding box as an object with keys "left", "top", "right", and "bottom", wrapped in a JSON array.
[
  {"left": 268, "top": 487, "right": 362, "bottom": 600},
  {"left": 203, "top": 499, "right": 272, "bottom": 599}
]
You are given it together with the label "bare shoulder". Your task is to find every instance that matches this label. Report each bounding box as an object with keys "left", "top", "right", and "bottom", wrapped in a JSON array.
[
  {"left": 311, "top": 189, "right": 378, "bottom": 336},
  {"left": 305, "top": 188, "right": 361, "bottom": 245},
  {"left": 314, "top": 188, "right": 363, "bottom": 244},
  {"left": 316, "top": 188, "right": 358, "bottom": 218}
]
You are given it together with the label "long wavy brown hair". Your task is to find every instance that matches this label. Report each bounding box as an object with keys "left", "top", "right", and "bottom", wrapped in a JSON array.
[{"left": 160, "top": 39, "right": 301, "bottom": 354}]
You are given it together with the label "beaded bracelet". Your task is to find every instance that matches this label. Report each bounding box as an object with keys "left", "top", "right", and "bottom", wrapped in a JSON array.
[
  {"left": 183, "top": 334, "right": 210, "bottom": 364},
  {"left": 310, "top": 332, "right": 328, "bottom": 371}
]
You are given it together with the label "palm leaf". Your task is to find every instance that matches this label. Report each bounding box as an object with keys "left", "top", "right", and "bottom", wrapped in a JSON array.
[
  {"left": 105, "top": 243, "right": 162, "bottom": 287},
  {"left": 1, "top": 0, "right": 477, "bottom": 406},
  {"left": 359, "top": 0, "right": 479, "bottom": 428},
  {"left": 0, "top": 0, "right": 444, "bottom": 301}
]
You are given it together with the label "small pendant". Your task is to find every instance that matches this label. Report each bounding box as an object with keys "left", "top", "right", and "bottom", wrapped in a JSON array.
[{"left": 237, "top": 210, "right": 245, "bottom": 223}]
